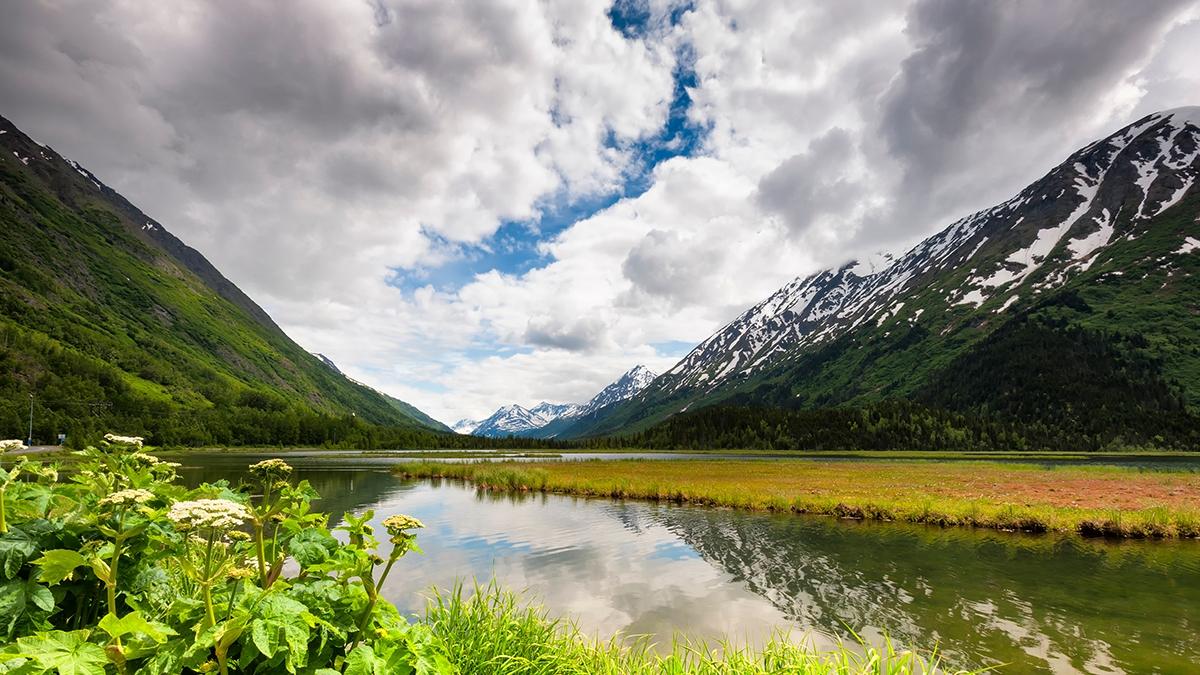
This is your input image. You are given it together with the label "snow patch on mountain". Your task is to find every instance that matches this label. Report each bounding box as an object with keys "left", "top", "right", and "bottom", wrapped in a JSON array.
[
  {"left": 451, "top": 419, "right": 481, "bottom": 435},
  {"left": 530, "top": 401, "right": 582, "bottom": 421},
  {"left": 312, "top": 353, "right": 343, "bottom": 375}
]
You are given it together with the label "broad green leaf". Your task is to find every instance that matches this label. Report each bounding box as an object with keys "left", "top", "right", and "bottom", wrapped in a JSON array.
[
  {"left": 248, "top": 594, "right": 312, "bottom": 672},
  {"left": 249, "top": 617, "right": 280, "bottom": 660},
  {"left": 0, "top": 527, "right": 38, "bottom": 579},
  {"left": 404, "top": 624, "right": 453, "bottom": 675},
  {"left": 343, "top": 645, "right": 382, "bottom": 675},
  {"left": 138, "top": 639, "right": 189, "bottom": 675},
  {"left": 27, "top": 584, "right": 53, "bottom": 612},
  {"left": 0, "top": 579, "right": 56, "bottom": 637},
  {"left": 286, "top": 528, "right": 338, "bottom": 567},
  {"left": 14, "top": 630, "right": 107, "bottom": 675},
  {"left": 0, "top": 579, "right": 26, "bottom": 632},
  {"left": 98, "top": 611, "right": 173, "bottom": 642},
  {"left": 33, "top": 550, "right": 87, "bottom": 585}
]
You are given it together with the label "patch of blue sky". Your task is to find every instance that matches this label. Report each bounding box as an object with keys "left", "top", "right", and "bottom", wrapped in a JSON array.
[
  {"left": 392, "top": 1, "right": 704, "bottom": 296},
  {"left": 651, "top": 339, "right": 695, "bottom": 358}
]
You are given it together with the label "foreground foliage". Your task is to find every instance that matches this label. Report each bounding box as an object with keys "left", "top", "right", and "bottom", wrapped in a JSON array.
[
  {"left": 424, "top": 583, "right": 971, "bottom": 675},
  {"left": 0, "top": 442, "right": 977, "bottom": 674},
  {"left": 0, "top": 441, "right": 452, "bottom": 674},
  {"left": 396, "top": 459, "right": 1200, "bottom": 538}
]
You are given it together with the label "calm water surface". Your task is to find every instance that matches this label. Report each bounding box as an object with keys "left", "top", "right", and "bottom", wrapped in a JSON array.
[{"left": 178, "top": 454, "right": 1200, "bottom": 674}]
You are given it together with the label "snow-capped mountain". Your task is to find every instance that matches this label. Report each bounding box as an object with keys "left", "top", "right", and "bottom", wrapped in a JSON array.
[
  {"left": 575, "top": 107, "right": 1200, "bottom": 437},
  {"left": 451, "top": 419, "right": 481, "bottom": 435},
  {"left": 459, "top": 365, "right": 658, "bottom": 437},
  {"left": 664, "top": 108, "right": 1200, "bottom": 394},
  {"left": 468, "top": 404, "right": 550, "bottom": 437},
  {"left": 530, "top": 401, "right": 583, "bottom": 421},
  {"left": 578, "top": 365, "right": 658, "bottom": 416}
]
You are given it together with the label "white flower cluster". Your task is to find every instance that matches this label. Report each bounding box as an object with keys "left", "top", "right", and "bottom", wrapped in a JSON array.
[
  {"left": 167, "top": 499, "right": 250, "bottom": 531},
  {"left": 0, "top": 439, "right": 26, "bottom": 452},
  {"left": 382, "top": 514, "right": 425, "bottom": 535},
  {"left": 99, "top": 489, "right": 155, "bottom": 507},
  {"left": 248, "top": 458, "right": 293, "bottom": 481},
  {"left": 104, "top": 434, "right": 144, "bottom": 448},
  {"left": 127, "top": 453, "right": 161, "bottom": 467}
]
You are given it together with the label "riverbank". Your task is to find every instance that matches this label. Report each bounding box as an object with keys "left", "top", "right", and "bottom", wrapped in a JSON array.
[
  {"left": 426, "top": 583, "right": 968, "bottom": 674},
  {"left": 395, "top": 459, "right": 1200, "bottom": 538}
]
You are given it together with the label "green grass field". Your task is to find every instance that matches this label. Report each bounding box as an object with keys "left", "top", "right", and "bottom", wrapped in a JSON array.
[
  {"left": 396, "top": 458, "right": 1200, "bottom": 538},
  {"left": 424, "top": 583, "right": 971, "bottom": 674}
]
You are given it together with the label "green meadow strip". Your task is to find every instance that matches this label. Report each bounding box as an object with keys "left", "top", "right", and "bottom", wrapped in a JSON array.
[{"left": 394, "top": 460, "right": 1200, "bottom": 539}]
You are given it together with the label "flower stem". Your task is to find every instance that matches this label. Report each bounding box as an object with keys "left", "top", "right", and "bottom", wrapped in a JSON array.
[
  {"left": 374, "top": 555, "right": 398, "bottom": 595},
  {"left": 346, "top": 571, "right": 380, "bottom": 655},
  {"left": 201, "top": 530, "right": 218, "bottom": 630},
  {"left": 254, "top": 521, "right": 268, "bottom": 588},
  {"left": 107, "top": 511, "right": 126, "bottom": 617}
]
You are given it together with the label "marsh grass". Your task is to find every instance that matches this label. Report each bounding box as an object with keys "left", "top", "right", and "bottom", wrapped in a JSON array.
[
  {"left": 424, "top": 582, "right": 974, "bottom": 674},
  {"left": 395, "top": 459, "right": 1200, "bottom": 538}
]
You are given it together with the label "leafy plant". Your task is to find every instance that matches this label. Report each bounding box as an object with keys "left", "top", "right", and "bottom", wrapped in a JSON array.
[{"left": 0, "top": 438, "right": 453, "bottom": 675}]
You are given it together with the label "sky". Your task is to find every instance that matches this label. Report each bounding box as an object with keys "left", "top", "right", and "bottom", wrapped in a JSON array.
[{"left": 2, "top": 0, "right": 1199, "bottom": 425}]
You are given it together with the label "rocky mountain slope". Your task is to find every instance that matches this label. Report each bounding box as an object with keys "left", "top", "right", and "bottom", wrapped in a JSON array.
[
  {"left": 0, "top": 114, "right": 447, "bottom": 444},
  {"left": 572, "top": 108, "right": 1200, "bottom": 445}
]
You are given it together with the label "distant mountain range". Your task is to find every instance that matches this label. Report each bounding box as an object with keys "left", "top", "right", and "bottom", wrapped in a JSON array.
[
  {"left": 0, "top": 114, "right": 448, "bottom": 444},
  {"left": 568, "top": 108, "right": 1200, "bottom": 447},
  {"left": 455, "top": 365, "right": 657, "bottom": 438}
]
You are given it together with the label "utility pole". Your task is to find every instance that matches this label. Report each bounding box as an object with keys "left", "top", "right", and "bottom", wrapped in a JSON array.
[{"left": 27, "top": 393, "right": 34, "bottom": 447}]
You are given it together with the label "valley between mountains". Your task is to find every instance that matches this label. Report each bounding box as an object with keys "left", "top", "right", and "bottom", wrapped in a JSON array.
[{"left": 3, "top": 108, "right": 1200, "bottom": 451}]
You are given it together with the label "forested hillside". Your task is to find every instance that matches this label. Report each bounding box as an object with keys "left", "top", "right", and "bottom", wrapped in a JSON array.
[{"left": 0, "top": 114, "right": 450, "bottom": 446}]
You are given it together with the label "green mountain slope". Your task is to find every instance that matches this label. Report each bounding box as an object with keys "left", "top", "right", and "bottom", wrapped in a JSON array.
[
  {"left": 0, "top": 114, "right": 449, "bottom": 445},
  {"left": 570, "top": 109, "right": 1200, "bottom": 449}
]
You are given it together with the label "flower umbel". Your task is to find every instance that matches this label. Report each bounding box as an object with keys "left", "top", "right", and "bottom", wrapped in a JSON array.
[
  {"left": 104, "top": 433, "right": 145, "bottom": 448},
  {"left": 127, "top": 453, "right": 161, "bottom": 467},
  {"left": 99, "top": 489, "right": 155, "bottom": 508},
  {"left": 0, "top": 439, "right": 25, "bottom": 453},
  {"left": 382, "top": 514, "right": 425, "bottom": 536},
  {"left": 248, "top": 458, "right": 293, "bottom": 483},
  {"left": 167, "top": 499, "right": 250, "bottom": 531}
]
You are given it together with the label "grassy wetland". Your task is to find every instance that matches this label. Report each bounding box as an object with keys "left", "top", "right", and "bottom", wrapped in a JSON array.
[{"left": 395, "top": 458, "right": 1200, "bottom": 538}]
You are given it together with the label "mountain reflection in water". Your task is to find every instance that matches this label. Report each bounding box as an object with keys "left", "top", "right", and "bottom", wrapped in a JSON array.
[{"left": 177, "top": 455, "right": 1200, "bottom": 674}]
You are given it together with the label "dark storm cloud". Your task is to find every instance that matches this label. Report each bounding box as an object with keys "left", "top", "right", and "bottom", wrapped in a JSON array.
[
  {"left": 619, "top": 228, "right": 724, "bottom": 308},
  {"left": 756, "top": 128, "right": 863, "bottom": 236},
  {"left": 869, "top": 0, "right": 1196, "bottom": 242},
  {"left": 523, "top": 316, "right": 609, "bottom": 352}
]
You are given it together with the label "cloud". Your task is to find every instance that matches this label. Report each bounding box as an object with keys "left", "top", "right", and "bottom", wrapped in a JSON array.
[
  {"left": 756, "top": 128, "right": 866, "bottom": 237},
  {"left": 868, "top": 0, "right": 1198, "bottom": 243},
  {"left": 524, "top": 317, "right": 610, "bottom": 352},
  {"left": 2, "top": 0, "right": 1198, "bottom": 423}
]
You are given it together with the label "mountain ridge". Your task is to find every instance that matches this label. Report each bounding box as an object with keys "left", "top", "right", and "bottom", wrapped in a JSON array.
[
  {"left": 0, "top": 113, "right": 449, "bottom": 444},
  {"left": 566, "top": 107, "right": 1200, "bottom": 444}
]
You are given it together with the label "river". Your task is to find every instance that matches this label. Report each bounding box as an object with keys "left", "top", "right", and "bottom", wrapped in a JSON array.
[{"left": 176, "top": 452, "right": 1200, "bottom": 674}]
